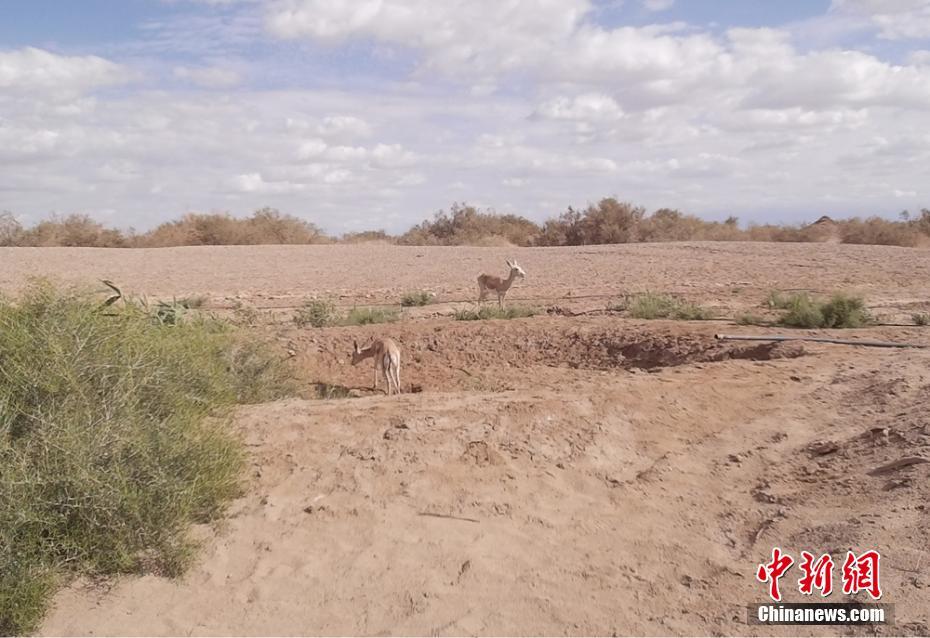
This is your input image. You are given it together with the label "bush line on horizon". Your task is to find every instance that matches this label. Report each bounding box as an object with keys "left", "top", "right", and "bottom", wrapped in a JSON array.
[{"left": 3, "top": 200, "right": 930, "bottom": 249}]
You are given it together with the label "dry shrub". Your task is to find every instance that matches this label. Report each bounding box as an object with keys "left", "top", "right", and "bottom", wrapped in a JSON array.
[
  {"left": 0, "top": 211, "right": 23, "bottom": 246},
  {"left": 139, "top": 208, "right": 326, "bottom": 247},
  {"left": 17, "top": 214, "right": 127, "bottom": 247},
  {"left": 638, "top": 210, "right": 743, "bottom": 242},
  {"left": 838, "top": 216, "right": 924, "bottom": 247},
  {"left": 536, "top": 199, "right": 645, "bottom": 246},
  {"left": 340, "top": 230, "right": 395, "bottom": 244},
  {"left": 398, "top": 202, "right": 540, "bottom": 246},
  {"left": 4, "top": 204, "right": 929, "bottom": 250}
]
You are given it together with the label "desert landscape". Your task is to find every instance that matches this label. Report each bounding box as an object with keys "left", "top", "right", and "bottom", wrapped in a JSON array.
[{"left": 0, "top": 241, "right": 926, "bottom": 635}]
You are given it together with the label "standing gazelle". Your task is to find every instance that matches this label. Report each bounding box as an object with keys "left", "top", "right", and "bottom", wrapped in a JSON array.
[
  {"left": 351, "top": 338, "right": 401, "bottom": 395},
  {"left": 477, "top": 259, "right": 526, "bottom": 309}
]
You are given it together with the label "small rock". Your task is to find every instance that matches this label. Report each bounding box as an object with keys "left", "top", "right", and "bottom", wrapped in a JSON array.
[{"left": 807, "top": 440, "right": 839, "bottom": 456}]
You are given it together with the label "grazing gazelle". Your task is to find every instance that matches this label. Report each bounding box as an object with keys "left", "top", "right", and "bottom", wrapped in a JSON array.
[
  {"left": 351, "top": 338, "right": 401, "bottom": 395},
  {"left": 477, "top": 259, "right": 526, "bottom": 309}
]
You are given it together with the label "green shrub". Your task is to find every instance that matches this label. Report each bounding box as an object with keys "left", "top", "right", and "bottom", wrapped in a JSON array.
[
  {"left": 820, "top": 294, "right": 871, "bottom": 328},
  {"left": 294, "top": 300, "right": 399, "bottom": 327},
  {"left": 777, "top": 292, "right": 824, "bottom": 328},
  {"left": 623, "top": 293, "right": 713, "bottom": 320},
  {"left": 294, "top": 299, "right": 338, "bottom": 328},
  {"left": 454, "top": 305, "right": 537, "bottom": 321},
  {"left": 0, "top": 282, "right": 293, "bottom": 634},
  {"left": 672, "top": 301, "right": 714, "bottom": 321},
  {"left": 400, "top": 291, "right": 434, "bottom": 307},
  {"left": 623, "top": 292, "right": 675, "bottom": 319},
  {"left": 774, "top": 292, "right": 871, "bottom": 328},
  {"left": 341, "top": 306, "right": 400, "bottom": 325},
  {"left": 913, "top": 313, "right": 930, "bottom": 327}
]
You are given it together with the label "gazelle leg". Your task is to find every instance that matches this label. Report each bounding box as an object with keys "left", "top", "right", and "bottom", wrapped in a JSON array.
[{"left": 373, "top": 362, "right": 378, "bottom": 391}]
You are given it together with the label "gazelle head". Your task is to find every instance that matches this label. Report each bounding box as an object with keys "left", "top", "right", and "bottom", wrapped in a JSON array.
[
  {"left": 506, "top": 259, "right": 526, "bottom": 280},
  {"left": 351, "top": 339, "right": 365, "bottom": 365}
]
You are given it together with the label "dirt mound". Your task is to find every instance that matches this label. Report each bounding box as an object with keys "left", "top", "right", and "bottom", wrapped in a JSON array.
[
  {"left": 286, "top": 319, "right": 807, "bottom": 395},
  {"left": 40, "top": 332, "right": 930, "bottom": 636}
]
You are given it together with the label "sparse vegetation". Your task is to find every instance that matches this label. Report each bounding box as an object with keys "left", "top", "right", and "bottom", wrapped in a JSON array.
[
  {"left": 0, "top": 282, "right": 294, "bottom": 635},
  {"left": 230, "top": 302, "right": 262, "bottom": 328},
  {"left": 454, "top": 305, "right": 538, "bottom": 321},
  {"left": 400, "top": 290, "right": 434, "bottom": 307},
  {"left": 766, "top": 290, "right": 792, "bottom": 310},
  {"left": 311, "top": 383, "right": 353, "bottom": 399},
  {"left": 294, "top": 300, "right": 399, "bottom": 327},
  {"left": 616, "top": 293, "right": 714, "bottom": 320},
  {"left": 342, "top": 306, "right": 400, "bottom": 326},
  {"left": 294, "top": 299, "right": 338, "bottom": 328},
  {"left": 913, "top": 313, "right": 930, "bottom": 326},
  {"left": 736, "top": 313, "right": 768, "bottom": 326},
  {"left": 773, "top": 292, "right": 872, "bottom": 329}
]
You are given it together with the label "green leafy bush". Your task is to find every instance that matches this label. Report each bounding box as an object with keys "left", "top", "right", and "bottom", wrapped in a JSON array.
[
  {"left": 0, "top": 282, "right": 293, "bottom": 634},
  {"left": 774, "top": 292, "right": 872, "bottom": 328}
]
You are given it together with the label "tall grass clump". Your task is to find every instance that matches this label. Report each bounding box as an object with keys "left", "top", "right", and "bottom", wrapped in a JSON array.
[
  {"left": 773, "top": 291, "right": 872, "bottom": 328},
  {"left": 454, "top": 305, "right": 537, "bottom": 321},
  {"left": 913, "top": 313, "right": 930, "bottom": 327},
  {"left": 0, "top": 283, "right": 293, "bottom": 635}
]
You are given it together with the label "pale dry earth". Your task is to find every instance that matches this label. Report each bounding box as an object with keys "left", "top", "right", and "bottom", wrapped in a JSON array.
[
  {"left": 1, "top": 242, "right": 928, "bottom": 318},
  {"left": 1, "top": 242, "right": 926, "bottom": 636}
]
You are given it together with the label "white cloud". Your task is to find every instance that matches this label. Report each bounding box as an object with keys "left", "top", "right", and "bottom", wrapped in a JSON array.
[
  {"left": 173, "top": 65, "right": 241, "bottom": 87},
  {"left": 534, "top": 93, "right": 626, "bottom": 121},
  {"left": 266, "top": 0, "right": 589, "bottom": 76},
  {"left": 831, "top": 0, "right": 930, "bottom": 40},
  {"left": 2, "top": 3, "right": 930, "bottom": 233},
  {"left": 0, "top": 47, "right": 129, "bottom": 96},
  {"left": 643, "top": 0, "right": 674, "bottom": 12},
  {"left": 317, "top": 115, "right": 372, "bottom": 139},
  {"left": 263, "top": 2, "right": 930, "bottom": 115}
]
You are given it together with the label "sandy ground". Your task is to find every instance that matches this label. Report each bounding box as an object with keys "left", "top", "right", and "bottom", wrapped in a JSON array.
[{"left": 2, "top": 242, "right": 928, "bottom": 636}]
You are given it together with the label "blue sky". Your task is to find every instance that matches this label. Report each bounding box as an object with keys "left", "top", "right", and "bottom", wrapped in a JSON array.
[{"left": 1, "top": 0, "right": 929, "bottom": 233}]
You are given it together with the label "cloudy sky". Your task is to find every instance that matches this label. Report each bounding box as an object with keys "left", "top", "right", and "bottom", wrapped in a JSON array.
[{"left": 2, "top": 0, "right": 929, "bottom": 234}]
